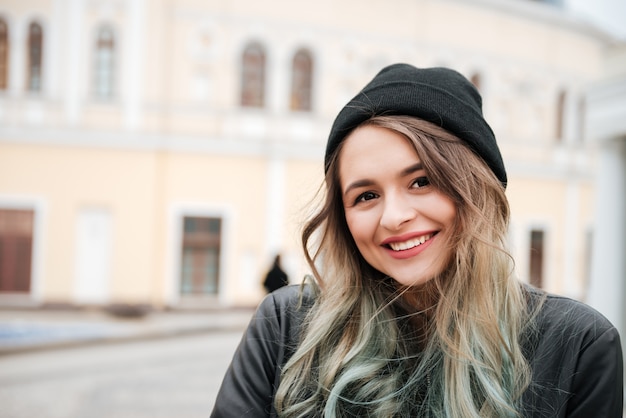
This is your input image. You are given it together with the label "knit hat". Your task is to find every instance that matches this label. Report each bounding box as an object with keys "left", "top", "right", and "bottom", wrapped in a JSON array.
[{"left": 325, "top": 63, "right": 507, "bottom": 186}]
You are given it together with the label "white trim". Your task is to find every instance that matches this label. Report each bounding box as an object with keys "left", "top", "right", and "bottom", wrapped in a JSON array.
[
  {"left": 123, "top": 0, "right": 145, "bottom": 130},
  {"left": 562, "top": 180, "right": 581, "bottom": 299},
  {"left": 8, "top": 15, "right": 24, "bottom": 96},
  {"left": 268, "top": 40, "right": 285, "bottom": 114},
  {"left": 504, "top": 158, "right": 594, "bottom": 182},
  {"left": 444, "top": 0, "right": 615, "bottom": 42},
  {"left": 0, "top": 195, "right": 46, "bottom": 303},
  {"left": 65, "top": 0, "right": 85, "bottom": 125},
  {"left": 0, "top": 125, "right": 326, "bottom": 161},
  {"left": 580, "top": 223, "right": 594, "bottom": 301},
  {"left": 265, "top": 158, "right": 285, "bottom": 259},
  {"left": 588, "top": 138, "right": 626, "bottom": 331},
  {"left": 586, "top": 78, "right": 626, "bottom": 142},
  {"left": 48, "top": 0, "right": 64, "bottom": 99},
  {"left": 166, "top": 202, "right": 234, "bottom": 306}
]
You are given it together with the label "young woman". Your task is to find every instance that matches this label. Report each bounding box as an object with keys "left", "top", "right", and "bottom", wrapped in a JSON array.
[{"left": 211, "top": 64, "right": 623, "bottom": 417}]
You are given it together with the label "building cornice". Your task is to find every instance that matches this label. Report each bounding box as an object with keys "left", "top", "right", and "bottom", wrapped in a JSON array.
[
  {"left": 586, "top": 77, "right": 626, "bottom": 142},
  {"left": 0, "top": 126, "right": 326, "bottom": 162},
  {"left": 444, "top": 0, "right": 620, "bottom": 45}
]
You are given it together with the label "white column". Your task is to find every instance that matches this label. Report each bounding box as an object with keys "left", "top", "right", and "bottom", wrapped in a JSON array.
[
  {"left": 45, "top": 0, "right": 64, "bottom": 98},
  {"left": 268, "top": 44, "right": 288, "bottom": 113},
  {"left": 123, "top": 0, "right": 145, "bottom": 130},
  {"left": 587, "top": 137, "right": 626, "bottom": 332},
  {"left": 64, "top": 0, "right": 84, "bottom": 125},
  {"left": 239, "top": 250, "right": 260, "bottom": 296},
  {"left": 9, "top": 17, "right": 25, "bottom": 96},
  {"left": 265, "top": 158, "right": 286, "bottom": 260},
  {"left": 562, "top": 180, "right": 580, "bottom": 298}
]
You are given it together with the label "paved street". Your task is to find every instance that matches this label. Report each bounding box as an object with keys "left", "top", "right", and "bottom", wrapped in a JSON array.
[{"left": 0, "top": 331, "right": 243, "bottom": 418}]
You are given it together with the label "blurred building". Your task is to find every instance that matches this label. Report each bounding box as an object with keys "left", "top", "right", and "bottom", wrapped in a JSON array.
[
  {"left": 586, "top": 44, "right": 626, "bottom": 335},
  {"left": 0, "top": 0, "right": 622, "bottom": 309}
]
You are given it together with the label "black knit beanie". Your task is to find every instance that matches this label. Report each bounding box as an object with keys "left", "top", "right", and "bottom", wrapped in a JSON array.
[{"left": 325, "top": 63, "right": 507, "bottom": 187}]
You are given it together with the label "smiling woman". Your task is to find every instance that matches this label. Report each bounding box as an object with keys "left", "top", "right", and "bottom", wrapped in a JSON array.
[
  {"left": 211, "top": 64, "right": 623, "bottom": 418},
  {"left": 340, "top": 124, "right": 457, "bottom": 288}
]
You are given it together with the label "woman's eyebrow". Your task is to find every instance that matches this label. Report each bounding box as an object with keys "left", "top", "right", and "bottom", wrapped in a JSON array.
[
  {"left": 343, "top": 179, "right": 375, "bottom": 197},
  {"left": 401, "top": 162, "right": 424, "bottom": 176}
]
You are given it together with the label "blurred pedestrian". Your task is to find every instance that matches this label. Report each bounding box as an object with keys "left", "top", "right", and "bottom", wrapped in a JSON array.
[
  {"left": 262, "top": 254, "right": 289, "bottom": 294},
  {"left": 212, "top": 64, "right": 623, "bottom": 417}
]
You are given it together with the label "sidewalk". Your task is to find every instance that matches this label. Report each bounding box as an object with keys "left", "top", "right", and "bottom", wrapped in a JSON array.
[{"left": 0, "top": 307, "right": 254, "bottom": 355}]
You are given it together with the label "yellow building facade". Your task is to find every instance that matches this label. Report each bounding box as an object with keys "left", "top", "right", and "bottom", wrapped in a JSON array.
[{"left": 0, "top": 0, "right": 619, "bottom": 308}]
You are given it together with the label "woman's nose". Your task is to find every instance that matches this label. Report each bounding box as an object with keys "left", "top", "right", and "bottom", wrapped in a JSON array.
[{"left": 379, "top": 193, "right": 416, "bottom": 231}]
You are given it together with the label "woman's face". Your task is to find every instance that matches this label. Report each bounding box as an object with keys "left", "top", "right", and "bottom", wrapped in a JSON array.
[{"left": 339, "top": 125, "right": 457, "bottom": 287}]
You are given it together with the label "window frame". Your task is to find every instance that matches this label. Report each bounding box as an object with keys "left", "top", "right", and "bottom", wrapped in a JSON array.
[
  {"left": 0, "top": 17, "right": 9, "bottom": 90},
  {"left": 26, "top": 21, "right": 43, "bottom": 92},
  {"left": 290, "top": 48, "right": 314, "bottom": 112},
  {"left": 240, "top": 41, "right": 266, "bottom": 108},
  {"left": 93, "top": 24, "right": 116, "bottom": 100}
]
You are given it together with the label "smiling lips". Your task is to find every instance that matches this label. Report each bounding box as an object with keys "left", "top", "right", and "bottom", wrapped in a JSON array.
[
  {"left": 387, "top": 233, "right": 434, "bottom": 251},
  {"left": 382, "top": 232, "right": 437, "bottom": 259}
]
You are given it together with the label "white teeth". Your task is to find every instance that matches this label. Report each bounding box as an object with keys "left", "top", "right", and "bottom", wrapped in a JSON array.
[{"left": 388, "top": 234, "right": 433, "bottom": 251}]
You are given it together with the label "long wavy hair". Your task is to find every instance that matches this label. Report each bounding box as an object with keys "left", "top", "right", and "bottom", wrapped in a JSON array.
[{"left": 275, "top": 115, "right": 534, "bottom": 417}]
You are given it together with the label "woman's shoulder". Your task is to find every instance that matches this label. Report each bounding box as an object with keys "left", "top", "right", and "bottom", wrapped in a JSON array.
[
  {"left": 521, "top": 286, "right": 623, "bottom": 416},
  {"left": 268, "top": 282, "right": 317, "bottom": 305},
  {"left": 263, "top": 283, "right": 317, "bottom": 314},
  {"left": 525, "top": 285, "right": 619, "bottom": 346},
  {"left": 253, "top": 283, "right": 317, "bottom": 338}
]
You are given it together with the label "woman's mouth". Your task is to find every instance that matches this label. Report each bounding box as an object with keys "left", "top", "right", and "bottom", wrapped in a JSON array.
[{"left": 386, "top": 233, "right": 436, "bottom": 252}]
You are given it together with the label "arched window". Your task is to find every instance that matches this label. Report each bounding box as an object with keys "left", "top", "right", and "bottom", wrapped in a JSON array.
[
  {"left": 0, "top": 18, "right": 8, "bottom": 90},
  {"left": 94, "top": 25, "right": 115, "bottom": 98},
  {"left": 290, "top": 48, "right": 313, "bottom": 111},
  {"left": 240, "top": 42, "right": 266, "bottom": 107},
  {"left": 556, "top": 89, "right": 566, "bottom": 141},
  {"left": 27, "top": 22, "right": 43, "bottom": 92}
]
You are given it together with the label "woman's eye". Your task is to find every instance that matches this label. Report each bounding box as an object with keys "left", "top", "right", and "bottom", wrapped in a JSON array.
[
  {"left": 411, "top": 176, "right": 430, "bottom": 188},
  {"left": 356, "top": 191, "right": 378, "bottom": 203}
]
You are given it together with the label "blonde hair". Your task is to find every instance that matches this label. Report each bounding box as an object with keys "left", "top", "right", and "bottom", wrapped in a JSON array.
[{"left": 275, "top": 116, "right": 533, "bottom": 417}]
